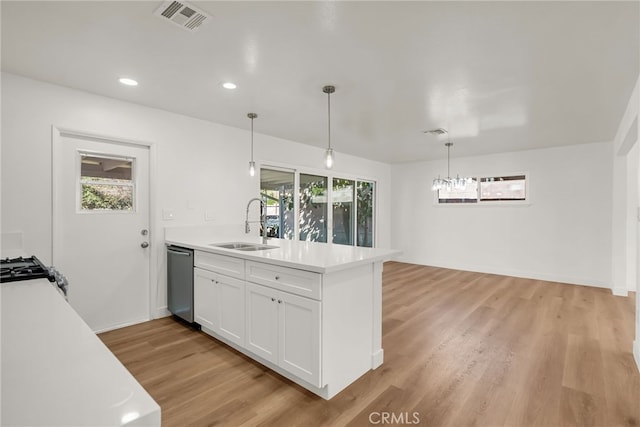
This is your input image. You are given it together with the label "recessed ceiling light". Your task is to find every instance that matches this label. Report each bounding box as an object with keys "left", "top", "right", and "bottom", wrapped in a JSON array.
[
  {"left": 119, "top": 78, "right": 138, "bottom": 86},
  {"left": 222, "top": 82, "right": 237, "bottom": 90}
]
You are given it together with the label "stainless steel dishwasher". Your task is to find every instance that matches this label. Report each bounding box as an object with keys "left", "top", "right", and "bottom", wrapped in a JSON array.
[{"left": 167, "top": 245, "right": 194, "bottom": 323}]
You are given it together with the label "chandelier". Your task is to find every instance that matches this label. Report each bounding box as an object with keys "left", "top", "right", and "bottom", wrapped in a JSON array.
[{"left": 425, "top": 129, "right": 474, "bottom": 191}]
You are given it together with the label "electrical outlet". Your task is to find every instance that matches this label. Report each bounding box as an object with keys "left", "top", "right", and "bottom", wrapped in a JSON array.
[
  {"left": 205, "top": 210, "right": 216, "bottom": 221},
  {"left": 163, "top": 209, "right": 175, "bottom": 220}
]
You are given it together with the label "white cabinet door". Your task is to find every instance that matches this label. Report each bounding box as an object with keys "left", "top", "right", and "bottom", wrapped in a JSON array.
[
  {"left": 245, "top": 282, "right": 278, "bottom": 364},
  {"left": 195, "top": 267, "right": 245, "bottom": 346},
  {"left": 194, "top": 268, "right": 218, "bottom": 331},
  {"left": 245, "top": 282, "right": 321, "bottom": 386},
  {"left": 217, "top": 275, "right": 245, "bottom": 346},
  {"left": 278, "top": 291, "right": 321, "bottom": 387}
]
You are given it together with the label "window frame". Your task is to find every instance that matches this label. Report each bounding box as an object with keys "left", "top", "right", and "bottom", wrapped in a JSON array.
[
  {"left": 259, "top": 161, "right": 377, "bottom": 247},
  {"left": 434, "top": 172, "right": 530, "bottom": 207},
  {"left": 76, "top": 150, "right": 137, "bottom": 214}
]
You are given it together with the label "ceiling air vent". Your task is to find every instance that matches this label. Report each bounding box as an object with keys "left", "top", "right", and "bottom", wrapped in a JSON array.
[
  {"left": 423, "top": 128, "right": 448, "bottom": 136},
  {"left": 154, "top": 1, "right": 210, "bottom": 32}
]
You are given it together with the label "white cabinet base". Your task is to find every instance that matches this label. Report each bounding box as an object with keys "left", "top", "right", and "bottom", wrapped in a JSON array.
[
  {"left": 192, "top": 246, "right": 387, "bottom": 400},
  {"left": 199, "top": 324, "right": 339, "bottom": 400},
  {"left": 200, "top": 261, "right": 384, "bottom": 400}
]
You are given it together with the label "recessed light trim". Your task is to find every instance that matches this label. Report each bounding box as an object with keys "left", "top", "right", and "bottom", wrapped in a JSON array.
[
  {"left": 119, "top": 78, "right": 138, "bottom": 86},
  {"left": 222, "top": 82, "right": 237, "bottom": 90}
]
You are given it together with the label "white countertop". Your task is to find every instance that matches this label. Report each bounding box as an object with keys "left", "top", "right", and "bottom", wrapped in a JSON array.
[
  {"left": 166, "top": 234, "right": 400, "bottom": 274},
  {"left": 1, "top": 279, "right": 161, "bottom": 426}
]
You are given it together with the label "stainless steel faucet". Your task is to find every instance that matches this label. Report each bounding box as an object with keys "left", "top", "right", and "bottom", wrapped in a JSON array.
[{"left": 245, "top": 197, "right": 267, "bottom": 244}]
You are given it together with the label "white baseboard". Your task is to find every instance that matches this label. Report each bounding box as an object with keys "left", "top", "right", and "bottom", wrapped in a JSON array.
[
  {"left": 94, "top": 316, "right": 150, "bottom": 334},
  {"left": 371, "top": 349, "right": 384, "bottom": 369},
  {"left": 396, "top": 257, "right": 611, "bottom": 289},
  {"left": 634, "top": 340, "right": 640, "bottom": 373},
  {"left": 154, "top": 307, "right": 171, "bottom": 319},
  {"left": 612, "top": 287, "right": 629, "bottom": 297}
]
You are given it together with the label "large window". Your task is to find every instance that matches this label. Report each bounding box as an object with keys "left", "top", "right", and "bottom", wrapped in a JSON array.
[
  {"left": 260, "top": 169, "right": 294, "bottom": 239},
  {"left": 299, "top": 174, "right": 328, "bottom": 242},
  {"left": 332, "top": 179, "right": 355, "bottom": 245},
  {"left": 356, "top": 181, "right": 374, "bottom": 247},
  {"left": 260, "top": 167, "right": 375, "bottom": 247}
]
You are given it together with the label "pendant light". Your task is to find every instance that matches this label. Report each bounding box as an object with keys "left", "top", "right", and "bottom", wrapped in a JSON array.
[
  {"left": 425, "top": 129, "right": 473, "bottom": 191},
  {"left": 247, "top": 113, "right": 257, "bottom": 177},
  {"left": 323, "top": 85, "right": 335, "bottom": 169}
]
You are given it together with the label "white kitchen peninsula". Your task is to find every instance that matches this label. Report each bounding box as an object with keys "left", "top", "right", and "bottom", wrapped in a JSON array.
[{"left": 165, "top": 227, "right": 399, "bottom": 400}]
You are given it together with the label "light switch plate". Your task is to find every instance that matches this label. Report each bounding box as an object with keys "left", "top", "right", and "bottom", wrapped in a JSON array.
[{"left": 205, "top": 210, "right": 216, "bottom": 221}]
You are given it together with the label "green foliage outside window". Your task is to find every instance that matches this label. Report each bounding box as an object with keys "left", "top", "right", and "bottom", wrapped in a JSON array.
[{"left": 81, "top": 183, "right": 133, "bottom": 211}]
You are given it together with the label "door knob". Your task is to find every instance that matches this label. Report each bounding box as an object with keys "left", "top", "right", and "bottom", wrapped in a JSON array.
[
  {"left": 141, "top": 229, "right": 149, "bottom": 236},
  {"left": 141, "top": 242, "right": 149, "bottom": 248}
]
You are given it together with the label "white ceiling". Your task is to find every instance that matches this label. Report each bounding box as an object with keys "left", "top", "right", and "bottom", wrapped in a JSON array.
[{"left": 1, "top": 1, "right": 638, "bottom": 163}]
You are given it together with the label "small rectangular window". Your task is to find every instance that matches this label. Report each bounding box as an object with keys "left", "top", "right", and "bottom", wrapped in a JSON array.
[
  {"left": 480, "top": 175, "right": 526, "bottom": 201},
  {"left": 438, "top": 180, "right": 478, "bottom": 204},
  {"left": 80, "top": 154, "right": 134, "bottom": 211}
]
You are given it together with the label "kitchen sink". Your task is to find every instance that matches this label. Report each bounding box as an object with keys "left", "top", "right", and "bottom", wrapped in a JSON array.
[{"left": 209, "top": 242, "right": 278, "bottom": 251}]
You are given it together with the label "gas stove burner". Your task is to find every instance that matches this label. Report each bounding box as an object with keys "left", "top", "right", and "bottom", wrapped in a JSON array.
[{"left": 0, "top": 256, "right": 53, "bottom": 283}]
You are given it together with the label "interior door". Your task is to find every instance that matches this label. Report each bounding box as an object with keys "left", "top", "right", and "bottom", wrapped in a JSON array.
[{"left": 53, "top": 129, "right": 150, "bottom": 332}]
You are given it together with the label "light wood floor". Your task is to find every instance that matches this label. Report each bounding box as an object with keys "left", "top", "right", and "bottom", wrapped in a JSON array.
[{"left": 99, "top": 262, "right": 640, "bottom": 427}]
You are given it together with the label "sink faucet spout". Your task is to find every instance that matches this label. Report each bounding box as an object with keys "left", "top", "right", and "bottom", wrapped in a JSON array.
[{"left": 245, "top": 197, "right": 267, "bottom": 244}]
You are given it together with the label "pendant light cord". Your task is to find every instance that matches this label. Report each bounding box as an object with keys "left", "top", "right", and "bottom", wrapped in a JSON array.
[
  {"left": 327, "top": 90, "right": 331, "bottom": 150},
  {"left": 247, "top": 112, "right": 257, "bottom": 162},
  {"left": 447, "top": 141, "right": 451, "bottom": 179},
  {"left": 250, "top": 115, "right": 254, "bottom": 161}
]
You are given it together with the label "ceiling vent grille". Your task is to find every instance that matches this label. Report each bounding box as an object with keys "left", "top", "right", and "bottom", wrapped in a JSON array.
[
  {"left": 154, "top": 1, "right": 210, "bottom": 32},
  {"left": 423, "top": 128, "right": 448, "bottom": 136}
]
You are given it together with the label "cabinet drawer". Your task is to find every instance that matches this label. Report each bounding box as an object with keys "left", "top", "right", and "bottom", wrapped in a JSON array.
[
  {"left": 195, "top": 251, "right": 245, "bottom": 279},
  {"left": 245, "top": 261, "right": 321, "bottom": 300}
]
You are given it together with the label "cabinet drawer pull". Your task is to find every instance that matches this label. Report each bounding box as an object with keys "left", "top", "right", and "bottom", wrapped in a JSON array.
[
  {"left": 271, "top": 297, "right": 276, "bottom": 302},
  {"left": 275, "top": 275, "right": 280, "bottom": 280},
  {"left": 277, "top": 299, "right": 282, "bottom": 304}
]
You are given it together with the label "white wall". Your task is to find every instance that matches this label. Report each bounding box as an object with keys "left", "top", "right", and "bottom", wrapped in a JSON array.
[
  {"left": 609, "top": 74, "right": 639, "bottom": 371},
  {"left": 390, "top": 142, "right": 613, "bottom": 288},
  {"left": 0, "top": 72, "right": 391, "bottom": 317}
]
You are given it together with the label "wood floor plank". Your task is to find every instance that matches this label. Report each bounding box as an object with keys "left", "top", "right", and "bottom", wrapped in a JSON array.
[{"left": 99, "top": 262, "right": 640, "bottom": 427}]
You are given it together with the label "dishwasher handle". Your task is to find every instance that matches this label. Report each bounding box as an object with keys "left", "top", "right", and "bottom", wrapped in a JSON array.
[{"left": 167, "top": 248, "right": 192, "bottom": 256}]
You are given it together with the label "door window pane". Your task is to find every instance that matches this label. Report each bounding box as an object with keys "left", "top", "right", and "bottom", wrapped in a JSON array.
[
  {"left": 299, "top": 174, "right": 327, "bottom": 242},
  {"left": 356, "top": 181, "right": 375, "bottom": 247},
  {"left": 332, "top": 178, "right": 355, "bottom": 245},
  {"left": 80, "top": 154, "right": 134, "bottom": 211},
  {"left": 260, "top": 168, "right": 295, "bottom": 239}
]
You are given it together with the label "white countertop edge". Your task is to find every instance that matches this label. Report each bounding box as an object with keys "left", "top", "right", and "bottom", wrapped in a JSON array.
[
  {"left": 1, "top": 279, "right": 161, "bottom": 427},
  {"left": 165, "top": 237, "right": 401, "bottom": 274}
]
